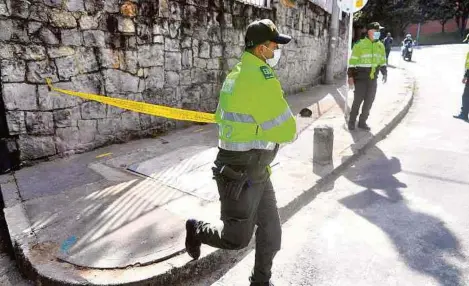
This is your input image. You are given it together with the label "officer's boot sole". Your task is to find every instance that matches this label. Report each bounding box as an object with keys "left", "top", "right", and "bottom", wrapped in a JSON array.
[
  {"left": 185, "top": 219, "right": 201, "bottom": 260},
  {"left": 250, "top": 282, "right": 274, "bottom": 286}
]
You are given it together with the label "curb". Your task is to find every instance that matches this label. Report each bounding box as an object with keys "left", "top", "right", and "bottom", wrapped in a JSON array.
[{"left": 1, "top": 76, "right": 416, "bottom": 286}]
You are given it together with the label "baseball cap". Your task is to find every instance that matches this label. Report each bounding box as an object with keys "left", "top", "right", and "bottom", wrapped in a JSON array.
[
  {"left": 367, "top": 22, "right": 385, "bottom": 30},
  {"left": 245, "top": 19, "right": 292, "bottom": 49}
]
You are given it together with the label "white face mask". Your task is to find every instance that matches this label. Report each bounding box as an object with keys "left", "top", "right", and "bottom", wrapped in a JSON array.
[{"left": 262, "top": 46, "right": 282, "bottom": 68}]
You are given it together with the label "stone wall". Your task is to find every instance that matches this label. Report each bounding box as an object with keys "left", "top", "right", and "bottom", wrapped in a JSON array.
[{"left": 0, "top": 0, "right": 349, "bottom": 163}]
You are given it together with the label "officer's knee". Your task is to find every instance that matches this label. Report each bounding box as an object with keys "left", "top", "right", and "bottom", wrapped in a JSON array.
[
  {"left": 228, "top": 235, "right": 252, "bottom": 250},
  {"left": 222, "top": 219, "right": 254, "bottom": 250}
]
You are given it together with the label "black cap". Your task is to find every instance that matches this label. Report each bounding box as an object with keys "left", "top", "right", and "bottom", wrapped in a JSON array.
[
  {"left": 245, "top": 19, "right": 292, "bottom": 49},
  {"left": 367, "top": 22, "right": 385, "bottom": 30}
]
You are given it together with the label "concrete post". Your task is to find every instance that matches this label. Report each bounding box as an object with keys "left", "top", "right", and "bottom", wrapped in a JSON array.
[
  {"left": 325, "top": 0, "right": 340, "bottom": 84},
  {"left": 313, "top": 125, "right": 334, "bottom": 165}
]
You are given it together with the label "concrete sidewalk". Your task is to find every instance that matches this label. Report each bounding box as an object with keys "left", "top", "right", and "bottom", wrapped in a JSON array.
[{"left": 0, "top": 67, "right": 414, "bottom": 286}]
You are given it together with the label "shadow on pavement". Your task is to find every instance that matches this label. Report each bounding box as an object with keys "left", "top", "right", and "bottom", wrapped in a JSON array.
[
  {"left": 339, "top": 134, "right": 465, "bottom": 286},
  {"left": 312, "top": 162, "right": 335, "bottom": 192},
  {"left": 28, "top": 177, "right": 188, "bottom": 269}
]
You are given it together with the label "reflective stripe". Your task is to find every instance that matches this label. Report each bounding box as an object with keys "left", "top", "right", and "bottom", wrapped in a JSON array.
[
  {"left": 351, "top": 64, "right": 375, "bottom": 67},
  {"left": 350, "top": 56, "right": 359, "bottom": 59},
  {"left": 360, "top": 54, "right": 373, "bottom": 58},
  {"left": 260, "top": 107, "right": 293, "bottom": 130},
  {"left": 220, "top": 109, "right": 256, "bottom": 123},
  {"left": 218, "top": 140, "right": 276, "bottom": 151}
]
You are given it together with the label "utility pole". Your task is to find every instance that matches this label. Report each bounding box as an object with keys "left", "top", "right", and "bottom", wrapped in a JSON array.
[
  {"left": 416, "top": 22, "right": 421, "bottom": 45},
  {"left": 344, "top": 3, "right": 354, "bottom": 122},
  {"left": 325, "top": 0, "right": 340, "bottom": 84}
]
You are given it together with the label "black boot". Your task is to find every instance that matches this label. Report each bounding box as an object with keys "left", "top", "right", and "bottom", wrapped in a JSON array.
[
  {"left": 358, "top": 122, "right": 371, "bottom": 131},
  {"left": 453, "top": 114, "right": 468, "bottom": 121},
  {"left": 185, "top": 219, "right": 201, "bottom": 260},
  {"left": 348, "top": 121, "right": 356, "bottom": 130},
  {"left": 250, "top": 282, "right": 274, "bottom": 286}
]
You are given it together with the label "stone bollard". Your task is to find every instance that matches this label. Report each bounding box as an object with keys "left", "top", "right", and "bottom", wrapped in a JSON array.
[{"left": 313, "top": 125, "right": 334, "bottom": 165}]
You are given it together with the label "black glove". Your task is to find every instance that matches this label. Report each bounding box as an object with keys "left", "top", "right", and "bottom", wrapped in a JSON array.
[{"left": 383, "top": 74, "right": 387, "bottom": 83}]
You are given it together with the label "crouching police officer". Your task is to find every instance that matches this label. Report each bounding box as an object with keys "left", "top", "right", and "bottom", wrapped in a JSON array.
[
  {"left": 348, "top": 22, "right": 388, "bottom": 131},
  {"left": 454, "top": 34, "right": 469, "bottom": 122},
  {"left": 185, "top": 19, "right": 297, "bottom": 286}
]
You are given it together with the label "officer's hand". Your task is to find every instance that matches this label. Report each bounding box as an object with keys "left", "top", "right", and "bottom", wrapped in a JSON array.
[
  {"left": 383, "top": 74, "right": 388, "bottom": 84},
  {"left": 463, "top": 78, "right": 467, "bottom": 84}
]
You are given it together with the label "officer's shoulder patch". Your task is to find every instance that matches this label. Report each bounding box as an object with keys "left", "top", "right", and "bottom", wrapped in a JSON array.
[{"left": 260, "top": 66, "right": 274, "bottom": 80}]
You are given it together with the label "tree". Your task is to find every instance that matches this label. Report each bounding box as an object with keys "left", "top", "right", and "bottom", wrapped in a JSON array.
[
  {"left": 419, "top": 0, "right": 456, "bottom": 33},
  {"left": 354, "top": 0, "right": 421, "bottom": 39},
  {"left": 455, "top": 1, "right": 469, "bottom": 37},
  {"left": 437, "top": 2, "right": 457, "bottom": 33}
]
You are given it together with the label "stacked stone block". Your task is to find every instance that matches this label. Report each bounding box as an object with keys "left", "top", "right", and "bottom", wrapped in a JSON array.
[{"left": 0, "top": 0, "right": 349, "bottom": 162}]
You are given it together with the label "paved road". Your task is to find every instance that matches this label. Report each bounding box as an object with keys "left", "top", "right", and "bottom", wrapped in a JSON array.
[{"left": 186, "top": 45, "right": 469, "bottom": 286}]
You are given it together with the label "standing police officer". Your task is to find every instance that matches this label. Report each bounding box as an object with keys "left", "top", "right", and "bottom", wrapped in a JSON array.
[
  {"left": 454, "top": 34, "right": 469, "bottom": 122},
  {"left": 185, "top": 19, "right": 296, "bottom": 286},
  {"left": 348, "top": 22, "right": 388, "bottom": 131}
]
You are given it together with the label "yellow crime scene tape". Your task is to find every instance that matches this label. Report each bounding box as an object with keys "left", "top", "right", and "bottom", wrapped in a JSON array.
[{"left": 45, "top": 78, "right": 217, "bottom": 124}]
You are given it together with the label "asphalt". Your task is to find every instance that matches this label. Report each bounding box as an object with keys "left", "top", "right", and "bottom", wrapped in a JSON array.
[{"left": 182, "top": 45, "right": 469, "bottom": 286}]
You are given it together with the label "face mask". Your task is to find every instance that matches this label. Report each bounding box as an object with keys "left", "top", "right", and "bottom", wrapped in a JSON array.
[
  {"left": 262, "top": 45, "right": 282, "bottom": 68},
  {"left": 373, "top": 31, "right": 381, "bottom": 40},
  {"left": 267, "top": 49, "right": 282, "bottom": 67}
]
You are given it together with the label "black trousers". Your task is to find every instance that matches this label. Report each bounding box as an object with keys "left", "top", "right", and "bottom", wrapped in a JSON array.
[
  {"left": 193, "top": 147, "right": 281, "bottom": 283},
  {"left": 385, "top": 49, "right": 391, "bottom": 61},
  {"left": 459, "top": 81, "right": 469, "bottom": 118},
  {"left": 350, "top": 78, "right": 378, "bottom": 124}
]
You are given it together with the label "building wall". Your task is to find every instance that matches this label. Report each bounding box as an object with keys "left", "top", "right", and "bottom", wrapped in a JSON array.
[
  {"left": 0, "top": 0, "right": 349, "bottom": 163},
  {"left": 407, "top": 19, "right": 468, "bottom": 36}
]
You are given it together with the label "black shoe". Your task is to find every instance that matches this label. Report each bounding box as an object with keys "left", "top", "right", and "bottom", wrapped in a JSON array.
[
  {"left": 358, "top": 122, "right": 371, "bottom": 130},
  {"left": 348, "top": 121, "right": 356, "bottom": 130},
  {"left": 185, "top": 219, "right": 201, "bottom": 260},
  {"left": 250, "top": 282, "right": 274, "bottom": 286},
  {"left": 453, "top": 114, "right": 468, "bottom": 121}
]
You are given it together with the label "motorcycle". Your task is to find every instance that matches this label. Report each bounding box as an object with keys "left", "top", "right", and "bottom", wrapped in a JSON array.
[{"left": 402, "top": 41, "right": 413, "bottom": 61}]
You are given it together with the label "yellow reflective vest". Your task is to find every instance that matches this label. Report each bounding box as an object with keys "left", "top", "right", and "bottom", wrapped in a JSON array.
[
  {"left": 215, "top": 52, "right": 297, "bottom": 152},
  {"left": 348, "top": 37, "right": 387, "bottom": 80}
]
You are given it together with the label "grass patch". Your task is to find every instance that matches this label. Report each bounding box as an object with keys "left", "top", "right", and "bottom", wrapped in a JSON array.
[{"left": 417, "top": 31, "right": 464, "bottom": 45}]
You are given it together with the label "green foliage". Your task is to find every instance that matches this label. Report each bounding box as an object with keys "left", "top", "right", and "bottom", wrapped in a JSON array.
[
  {"left": 354, "top": 0, "right": 469, "bottom": 38},
  {"left": 417, "top": 0, "right": 456, "bottom": 32},
  {"left": 435, "top": 1, "right": 455, "bottom": 23},
  {"left": 455, "top": 1, "right": 469, "bottom": 36},
  {"left": 354, "top": 0, "right": 422, "bottom": 36}
]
